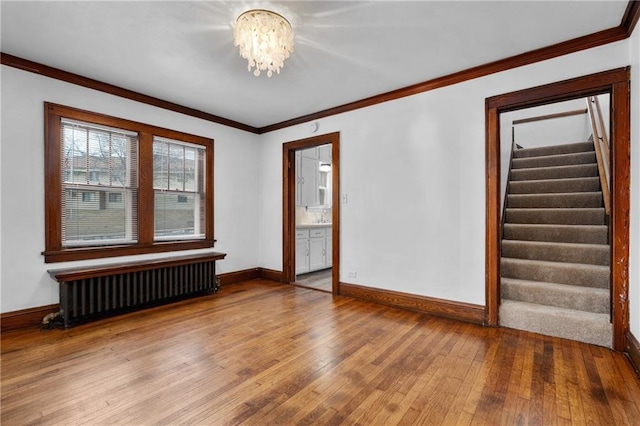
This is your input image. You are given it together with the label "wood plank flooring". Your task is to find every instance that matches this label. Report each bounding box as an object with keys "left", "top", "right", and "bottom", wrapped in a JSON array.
[{"left": 2, "top": 279, "right": 639, "bottom": 425}]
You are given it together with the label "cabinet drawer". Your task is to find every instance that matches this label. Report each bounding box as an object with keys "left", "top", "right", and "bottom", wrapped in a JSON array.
[
  {"left": 295, "top": 229, "right": 310, "bottom": 239},
  {"left": 310, "top": 228, "right": 326, "bottom": 238}
]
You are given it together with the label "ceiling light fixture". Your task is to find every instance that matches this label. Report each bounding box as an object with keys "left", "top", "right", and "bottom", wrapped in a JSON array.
[{"left": 233, "top": 9, "right": 294, "bottom": 77}]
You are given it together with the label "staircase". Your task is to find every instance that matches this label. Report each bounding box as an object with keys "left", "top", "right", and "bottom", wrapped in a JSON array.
[{"left": 499, "top": 141, "right": 612, "bottom": 348}]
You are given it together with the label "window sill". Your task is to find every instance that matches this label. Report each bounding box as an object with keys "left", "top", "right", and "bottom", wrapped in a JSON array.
[{"left": 43, "top": 239, "right": 216, "bottom": 263}]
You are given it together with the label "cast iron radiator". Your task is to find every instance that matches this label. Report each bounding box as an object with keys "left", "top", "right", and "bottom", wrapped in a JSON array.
[{"left": 48, "top": 252, "right": 226, "bottom": 328}]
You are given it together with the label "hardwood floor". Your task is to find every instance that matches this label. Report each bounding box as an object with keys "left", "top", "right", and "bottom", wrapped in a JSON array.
[{"left": 2, "top": 279, "right": 639, "bottom": 425}]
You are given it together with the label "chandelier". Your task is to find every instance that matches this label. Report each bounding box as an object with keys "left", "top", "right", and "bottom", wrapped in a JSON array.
[{"left": 233, "top": 9, "right": 294, "bottom": 77}]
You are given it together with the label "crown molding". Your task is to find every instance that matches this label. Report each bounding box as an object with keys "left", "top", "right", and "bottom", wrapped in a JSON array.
[
  {"left": 0, "top": 52, "right": 260, "bottom": 134},
  {"left": 622, "top": 0, "right": 640, "bottom": 36}
]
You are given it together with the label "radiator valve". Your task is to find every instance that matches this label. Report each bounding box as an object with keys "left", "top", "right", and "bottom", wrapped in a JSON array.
[{"left": 41, "top": 311, "right": 62, "bottom": 330}]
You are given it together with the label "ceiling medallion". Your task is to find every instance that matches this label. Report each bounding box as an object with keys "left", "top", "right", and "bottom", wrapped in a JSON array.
[{"left": 233, "top": 9, "right": 294, "bottom": 77}]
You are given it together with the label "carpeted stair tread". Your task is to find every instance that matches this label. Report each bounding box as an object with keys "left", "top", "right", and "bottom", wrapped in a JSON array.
[
  {"left": 499, "top": 300, "right": 611, "bottom": 347},
  {"left": 505, "top": 208, "right": 604, "bottom": 225},
  {"left": 503, "top": 224, "right": 608, "bottom": 244},
  {"left": 509, "top": 177, "right": 600, "bottom": 194},
  {"left": 513, "top": 141, "right": 594, "bottom": 159},
  {"left": 510, "top": 164, "right": 598, "bottom": 181},
  {"left": 501, "top": 257, "right": 609, "bottom": 288},
  {"left": 512, "top": 151, "right": 596, "bottom": 169},
  {"left": 501, "top": 240, "right": 609, "bottom": 265},
  {"left": 507, "top": 192, "right": 603, "bottom": 208},
  {"left": 501, "top": 278, "right": 610, "bottom": 314},
  {"left": 500, "top": 141, "right": 610, "bottom": 347}
]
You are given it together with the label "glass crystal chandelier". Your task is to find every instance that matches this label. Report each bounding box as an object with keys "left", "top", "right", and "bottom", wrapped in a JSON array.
[{"left": 233, "top": 9, "right": 294, "bottom": 77}]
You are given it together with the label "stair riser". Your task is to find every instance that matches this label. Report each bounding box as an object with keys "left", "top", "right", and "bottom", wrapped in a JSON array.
[
  {"left": 501, "top": 280, "right": 610, "bottom": 313},
  {"left": 513, "top": 142, "right": 594, "bottom": 159},
  {"left": 509, "top": 177, "right": 600, "bottom": 194},
  {"left": 507, "top": 193, "right": 603, "bottom": 208},
  {"left": 503, "top": 224, "right": 608, "bottom": 245},
  {"left": 499, "top": 301, "right": 611, "bottom": 347},
  {"left": 501, "top": 258, "right": 609, "bottom": 288},
  {"left": 512, "top": 152, "right": 596, "bottom": 169},
  {"left": 510, "top": 164, "right": 598, "bottom": 181},
  {"left": 502, "top": 241, "right": 609, "bottom": 266},
  {"left": 505, "top": 209, "right": 605, "bottom": 225}
]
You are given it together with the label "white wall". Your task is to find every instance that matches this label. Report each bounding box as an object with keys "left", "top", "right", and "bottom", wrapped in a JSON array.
[
  {"left": 511, "top": 99, "right": 592, "bottom": 149},
  {"left": 0, "top": 66, "right": 261, "bottom": 312},
  {"left": 499, "top": 111, "right": 514, "bottom": 212},
  {"left": 258, "top": 39, "right": 631, "bottom": 306},
  {"left": 2, "top": 35, "right": 636, "bottom": 317},
  {"left": 629, "top": 22, "right": 640, "bottom": 339}
]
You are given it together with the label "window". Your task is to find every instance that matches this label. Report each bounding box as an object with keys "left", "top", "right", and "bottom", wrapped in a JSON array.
[
  {"left": 108, "top": 193, "right": 123, "bottom": 203},
  {"left": 44, "top": 103, "right": 214, "bottom": 262},
  {"left": 153, "top": 137, "right": 206, "bottom": 240}
]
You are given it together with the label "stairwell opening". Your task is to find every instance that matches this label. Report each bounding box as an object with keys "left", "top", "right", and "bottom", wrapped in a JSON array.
[
  {"left": 498, "top": 97, "right": 612, "bottom": 347},
  {"left": 484, "top": 68, "right": 631, "bottom": 351}
]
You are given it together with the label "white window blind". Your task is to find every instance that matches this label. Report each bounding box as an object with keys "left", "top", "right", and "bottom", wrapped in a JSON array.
[
  {"left": 60, "top": 119, "right": 138, "bottom": 246},
  {"left": 152, "top": 137, "right": 206, "bottom": 240}
]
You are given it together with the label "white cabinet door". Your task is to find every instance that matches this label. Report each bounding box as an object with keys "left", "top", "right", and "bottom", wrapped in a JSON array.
[
  {"left": 295, "top": 238, "right": 310, "bottom": 275},
  {"left": 309, "top": 237, "right": 326, "bottom": 271},
  {"left": 300, "top": 156, "right": 318, "bottom": 206},
  {"left": 318, "top": 145, "right": 332, "bottom": 163},
  {"left": 301, "top": 146, "right": 318, "bottom": 159},
  {"left": 325, "top": 233, "right": 332, "bottom": 268}
]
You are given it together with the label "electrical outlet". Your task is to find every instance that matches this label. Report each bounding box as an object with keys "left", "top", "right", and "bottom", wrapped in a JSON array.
[{"left": 347, "top": 271, "right": 357, "bottom": 278}]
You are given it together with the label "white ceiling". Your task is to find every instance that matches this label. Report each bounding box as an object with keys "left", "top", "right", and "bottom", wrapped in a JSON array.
[{"left": 0, "top": 1, "right": 630, "bottom": 129}]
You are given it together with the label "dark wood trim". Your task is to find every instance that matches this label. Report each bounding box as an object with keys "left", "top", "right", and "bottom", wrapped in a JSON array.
[
  {"left": 610, "top": 79, "right": 631, "bottom": 351},
  {"left": 485, "top": 100, "right": 501, "bottom": 326},
  {"left": 0, "top": 53, "right": 259, "bottom": 134},
  {"left": 282, "top": 133, "right": 340, "bottom": 295},
  {"left": 43, "top": 241, "right": 217, "bottom": 263},
  {"left": 283, "top": 148, "right": 295, "bottom": 284},
  {"left": 621, "top": 0, "right": 640, "bottom": 37},
  {"left": 259, "top": 25, "right": 628, "bottom": 133},
  {"left": 487, "top": 68, "right": 630, "bottom": 110},
  {"left": 4, "top": 2, "right": 637, "bottom": 135},
  {"left": 331, "top": 136, "right": 341, "bottom": 295},
  {"left": 218, "top": 268, "right": 283, "bottom": 285},
  {"left": 259, "top": 268, "right": 283, "bottom": 282},
  {"left": 0, "top": 304, "right": 59, "bottom": 332},
  {"left": 485, "top": 67, "right": 631, "bottom": 351},
  {"left": 512, "top": 108, "right": 588, "bottom": 125},
  {"left": 43, "top": 103, "right": 216, "bottom": 263},
  {"left": 218, "top": 268, "right": 261, "bottom": 286},
  {"left": 340, "top": 282, "right": 485, "bottom": 325},
  {"left": 627, "top": 332, "right": 640, "bottom": 377},
  {"left": 138, "top": 132, "right": 155, "bottom": 245}
]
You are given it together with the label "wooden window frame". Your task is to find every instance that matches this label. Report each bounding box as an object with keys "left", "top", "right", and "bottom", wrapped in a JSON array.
[{"left": 43, "top": 103, "right": 215, "bottom": 263}]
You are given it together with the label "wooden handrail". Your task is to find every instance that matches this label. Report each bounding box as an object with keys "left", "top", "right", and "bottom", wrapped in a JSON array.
[
  {"left": 512, "top": 108, "right": 587, "bottom": 125},
  {"left": 586, "top": 96, "right": 611, "bottom": 216},
  {"left": 594, "top": 96, "right": 610, "bottom": 152}
]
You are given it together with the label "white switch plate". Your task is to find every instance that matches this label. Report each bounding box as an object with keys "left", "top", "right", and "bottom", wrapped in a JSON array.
[{"left": 342, "top": 193, "right": 348, "bottom": 203}]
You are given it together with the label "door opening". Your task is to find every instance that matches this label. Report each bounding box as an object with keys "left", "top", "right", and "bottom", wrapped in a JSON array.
[
  {"left": 485, "top": 67, "right": 630, "bottom": 351},
  {"left": 282, "top": 132, "right": 340, "bottom": 294}
]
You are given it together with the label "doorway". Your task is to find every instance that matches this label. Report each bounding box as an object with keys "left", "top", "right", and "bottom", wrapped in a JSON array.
[
  {"left": 282, "top": 132, "right": 340, "bottom": 294},
  {"left": 485, "top": 67, "right": 630, "bottom": 351}
]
